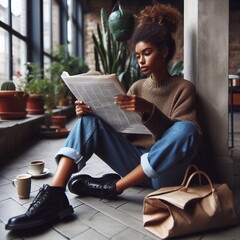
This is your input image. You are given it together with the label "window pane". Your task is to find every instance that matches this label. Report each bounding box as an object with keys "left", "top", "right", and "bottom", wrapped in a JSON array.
[
  {"left": 67, "top": 0, "right": 72, "bottom": 54},
  {"left": 12, "top": 35, "right": 26, "bottom": 79},
  {"left": 0, "top": 0, "right": 8, "bottom": 23},
  {"left": 43, "top": 0, "right": 51, "bottom": 54},
  {"left": 52, "top": 0, "right": 59, "bottom": 47},
  {"left": 0, "top": 28, "right": 9, "bottom": 85},
  {"left": 44, "top": 55, "right": 51, "bottom": 70},
  {"left": 11, "top": 0, "right": 26, "bottom": 36}
]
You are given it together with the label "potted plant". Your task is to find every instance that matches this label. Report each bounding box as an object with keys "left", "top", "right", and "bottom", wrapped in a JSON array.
[
  {"left": 93, "top": 8, "right": 129, "bottom": 75},
  {"left": 24, "top": 63, "right": 46, "bottom": 114},
  {"left": 25, "top": 80, "right": 45, "bottom": 114},
  {"left": 51, "top": 115, "right": 67, "bottom": 128},
  {"left": 0, "top": 80, "right": 28, "bottom": 120},
  {"left": 24, "top": 63, "right": 58, "bottom": 114},
  {"left": 37, "top": 77, "right": 66, "bottom": 134},
  {"left": 21, "top": 63, "right": 58, "bottom": 129},
  {"left": 46, "top": 45, "right": 89, "bottom": 106},
  {"left": 93, "top": 8, "right": 138, "bottom": 92}
]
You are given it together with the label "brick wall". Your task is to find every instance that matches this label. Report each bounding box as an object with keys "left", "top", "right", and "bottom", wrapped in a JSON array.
[
  {"left": 83, "top": 1, "right": 239, "bottom": 74},
  {"left": 229, "top": 10, "right": 240, "bottom": 74},
  {"left": 84, "top": 0, "right": 112, "bottom": 70}
]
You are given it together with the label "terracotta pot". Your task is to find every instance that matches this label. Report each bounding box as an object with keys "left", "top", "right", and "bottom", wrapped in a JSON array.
[
  {"left": 58, "top": 98, "right": 70, "bottom": 107},
  {"left": 27, "top": 94, "right": 45, "bottom": 114},
  {"left": 0, "top": 91, "right": 28, "bottom": 119},
  {"left": 51, "top": 115, "right": 67, "bottom": 128},
  {"left": 40, "top": 125, "right": 70, "bottom": 138}
]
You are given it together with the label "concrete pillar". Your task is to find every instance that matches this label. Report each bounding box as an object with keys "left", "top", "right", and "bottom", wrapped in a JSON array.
[{"left": 184, "top": 0, "right": 233, "bottom": 185}]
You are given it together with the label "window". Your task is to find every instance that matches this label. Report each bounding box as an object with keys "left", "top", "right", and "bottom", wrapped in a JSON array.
[
  {"left": 11, "top": 0, "right": 26, "bottom": 36},
  {"left": 0, "top": 27, "right": 9, "bottom": 82},
  {"left": 0, "top": 0, "right": 27, "bottom": 84},
  {"left": 52, "top": 0, "right": 60, "bottom": 48},
  {"left": 67, "top": 0, "right": 73, "bottom": 54},
  {"left": 43, "top": 0, "right": 53, "bottom": 68},
  {"left": 69, "top": 0, "right": 84, "bottom": 59},
  {"left": 12, "top": 35, "right": 27, "bottom": 77},
  {"left": 0, "top": 0, "right": 84, "bottom": 87}
]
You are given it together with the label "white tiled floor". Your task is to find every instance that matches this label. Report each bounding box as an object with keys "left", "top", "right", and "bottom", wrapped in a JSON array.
[{"left": 0, "top": 116, "right": 240, "bottom": 240}]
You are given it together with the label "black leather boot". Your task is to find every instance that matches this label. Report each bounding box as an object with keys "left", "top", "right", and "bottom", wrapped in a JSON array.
[
  {"left": 68, "top": 173, "right": 122, "bottom": 198},
  {"left": 5, "top": 184, "right": 73, "bottom": 230}
]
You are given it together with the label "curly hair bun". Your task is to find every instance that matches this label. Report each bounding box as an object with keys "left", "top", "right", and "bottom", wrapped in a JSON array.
[{"left": 137, "top": 4, "right": 181, "bottom": 33}]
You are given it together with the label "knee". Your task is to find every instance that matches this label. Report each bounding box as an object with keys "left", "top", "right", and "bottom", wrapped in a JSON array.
[
  {"left": 174, "top": 121, "right": 198, "bottom": 149},
  {"left": 79, "top": 114, "right": 99, "bottom": 125},
  {"left": 78, "top": 114, "right": 105, "bottom": 130},
  {"left": 177, "top": 121, "right": 197, "bottom": 135}
]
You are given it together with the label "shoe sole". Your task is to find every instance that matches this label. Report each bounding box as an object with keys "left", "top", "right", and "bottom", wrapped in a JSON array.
[
  {"left": 69, "top": 173, "right": 121, "bottom": 183},
  {"left": 5, "top": 205, "right": 74, "bottom": 230}
]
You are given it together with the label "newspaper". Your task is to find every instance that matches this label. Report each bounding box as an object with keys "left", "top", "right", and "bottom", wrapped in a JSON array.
[{"left": 61, "top": 71, "right": 151, "bottom": 134}]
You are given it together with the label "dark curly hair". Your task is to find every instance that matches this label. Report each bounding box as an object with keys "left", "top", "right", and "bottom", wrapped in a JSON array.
[{"left": 132, "top": 4, "right": 181, "bottom": 63}]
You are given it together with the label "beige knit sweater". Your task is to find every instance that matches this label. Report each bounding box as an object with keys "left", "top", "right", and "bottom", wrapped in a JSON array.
[{"left": 126, "top": 76, "right": 201, "bottom": 150}]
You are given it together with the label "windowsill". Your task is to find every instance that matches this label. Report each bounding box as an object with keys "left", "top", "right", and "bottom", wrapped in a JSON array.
[
  {"left": 0, "top": 106, "right": 75, "bottom": 159},
  {"left": 0, "top": 106, "right": 74, "bottom": 128}
]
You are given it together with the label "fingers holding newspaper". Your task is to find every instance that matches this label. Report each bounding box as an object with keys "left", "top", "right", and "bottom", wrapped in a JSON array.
[
  {"left": 75, "top": 100, "right": 92, "bottom": 117},
  {"left": 114, "top": 95, "right": 154, "bottom": 115}
]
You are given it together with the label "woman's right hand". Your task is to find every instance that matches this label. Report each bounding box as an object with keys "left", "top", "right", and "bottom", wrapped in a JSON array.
[{"left": 75, "top": 100, "right": 92, "bottom": 117}]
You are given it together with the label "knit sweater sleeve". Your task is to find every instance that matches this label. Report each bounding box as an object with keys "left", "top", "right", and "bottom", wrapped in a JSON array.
[
  {"left": 127, "top": 80, "right": 174, "bottom": 140},
  {"left": 143, "top": 80, "right": 199, "bottom": 140},
  {"left": 141, "top": 105, "right": 174, "bottom": 140},
  {"left": 170, "top": 81, "right": 197, "bottom": 122},
  {"left": 128, "top": 78, "right": 200, "bottom": 142}
]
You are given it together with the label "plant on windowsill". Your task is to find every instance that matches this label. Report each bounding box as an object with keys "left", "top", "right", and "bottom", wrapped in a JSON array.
[
  {"left": 21, "top": 63, "right": 57, "bottom": 131},
  {"left": 46, "top": 44, "right": 89, "bottom": 107},
  {"left": 38, "top": 79, "right": 70, "bottom": 139},
  {"left": 37, "top": 76, "right": 69, "bottom": 138},
  {"left": 0, "top": 78, "right": 28, "bottom": 120},
  {"left": 23, "top": 62, "right": 58, "bottom": 113},
  {"left": 24, "top": 63, "right": 46, "bottom": 115}
]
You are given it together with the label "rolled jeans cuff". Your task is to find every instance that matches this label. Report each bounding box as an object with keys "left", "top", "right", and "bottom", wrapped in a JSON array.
[
  {"left": 55, "top": 147, "right": 85, "bottom": 171},
  {"left": 141, "top": 153, "right": 158, "bottom": 178}
]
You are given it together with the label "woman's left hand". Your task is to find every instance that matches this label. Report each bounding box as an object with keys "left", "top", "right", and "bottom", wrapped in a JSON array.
[{"left": 114, "top": 95, "right": 154, "bottom": 114}]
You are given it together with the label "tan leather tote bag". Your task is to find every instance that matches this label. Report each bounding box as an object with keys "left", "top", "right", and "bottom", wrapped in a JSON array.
[{"left": 143, "top": 166, "right": 237, "bottom": 239}]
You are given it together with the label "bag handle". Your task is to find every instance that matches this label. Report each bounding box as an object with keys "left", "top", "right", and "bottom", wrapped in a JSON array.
[
  {"left": 181, "top": 164, "right": 201, "bottom": 186},
  {"left": 182, "top": 170, "right": 222, "bottom": 215},
  {"left": 182, "top": 170, "right": 215, "bottom": 192}
]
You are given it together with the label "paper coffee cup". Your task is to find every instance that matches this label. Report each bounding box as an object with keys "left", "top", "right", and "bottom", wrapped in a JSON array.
[
  {"left": 28, "top": 160, "right": 45, "bottom": 175},
  {"left": 12, "top": 174, "right": 31, "bottom": 199}
]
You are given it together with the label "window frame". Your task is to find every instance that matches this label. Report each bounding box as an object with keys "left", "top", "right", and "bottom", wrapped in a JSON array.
[{"left": 0, "top": 0, "right": 85, "bottom": 83}]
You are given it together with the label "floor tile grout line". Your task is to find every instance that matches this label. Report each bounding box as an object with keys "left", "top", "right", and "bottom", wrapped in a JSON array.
[{"left": 77, "top": 197, "right": 159, "bottom": 240}]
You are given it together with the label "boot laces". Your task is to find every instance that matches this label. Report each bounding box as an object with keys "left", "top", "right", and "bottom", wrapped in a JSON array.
[{"left": 27, "top": 185, "right": 49, "bottom": 215}]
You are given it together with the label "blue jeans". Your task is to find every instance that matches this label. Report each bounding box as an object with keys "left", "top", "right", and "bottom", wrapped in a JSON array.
[{"left": 55, "top": 114, "right": 199, "bottom": 189}]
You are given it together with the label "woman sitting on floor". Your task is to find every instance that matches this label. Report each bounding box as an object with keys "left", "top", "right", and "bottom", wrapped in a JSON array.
[{"left": 6, "top": 3, "right": 202, "bottom": 230}]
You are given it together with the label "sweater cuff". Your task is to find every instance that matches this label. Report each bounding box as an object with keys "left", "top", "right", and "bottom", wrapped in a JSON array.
[{"left": 142, "top": 105, "right": 173, "bottom": 140}]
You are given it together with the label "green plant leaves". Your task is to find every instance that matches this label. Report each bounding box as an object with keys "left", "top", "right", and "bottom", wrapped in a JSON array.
[
  {"left": 92, "top": 8, "right": 129, "bottom": 76},
  {"left": 168, "top": 61, "right": 184, "bottom": 76}
]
